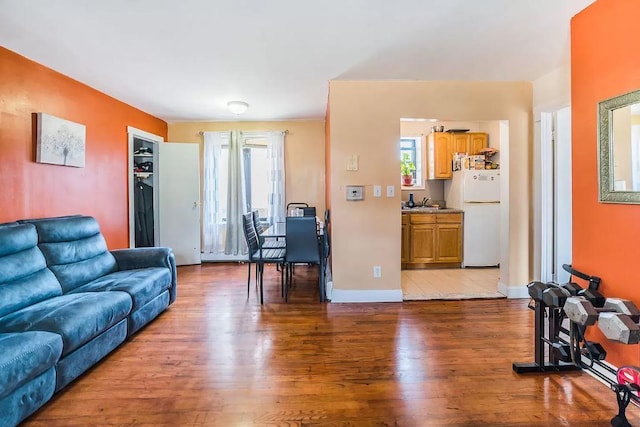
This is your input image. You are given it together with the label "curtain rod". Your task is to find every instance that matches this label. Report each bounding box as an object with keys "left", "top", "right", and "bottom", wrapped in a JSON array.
[{"left": 198, "top": 130, "right": 289, "bottom": 136}]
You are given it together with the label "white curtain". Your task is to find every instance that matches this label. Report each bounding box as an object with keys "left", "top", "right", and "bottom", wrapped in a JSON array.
[
  {"left": 225, "top": 130, "right": 247, "bottom": 255},
  {"left": 202, "top": 132, "right": 226, "bottom": 254},
  {"left": 201, "top": 129, "right": 285, "bottom": 259},
  {"left": 266, "top": 131, "right": 286, "bottom": 225}
]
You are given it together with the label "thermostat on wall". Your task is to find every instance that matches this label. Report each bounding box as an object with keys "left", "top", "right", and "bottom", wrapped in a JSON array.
[{"left": 346, "top": 185, "right": 364, "bottom": 201}]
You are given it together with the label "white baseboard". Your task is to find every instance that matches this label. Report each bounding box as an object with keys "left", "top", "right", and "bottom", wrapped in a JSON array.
[
  {"left": 498, "top": 281, "right": 529, "bottom": 299},
  {"left": 330, "top": 288, "right": 403, "bottom": 303},
  {"left": 201, "top": 253, "right": 246, "bottom": 262}
]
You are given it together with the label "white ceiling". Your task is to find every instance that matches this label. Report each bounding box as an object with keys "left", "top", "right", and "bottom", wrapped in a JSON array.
[{"left": 0, "top": 0, "right": 595, "bottom": 122}]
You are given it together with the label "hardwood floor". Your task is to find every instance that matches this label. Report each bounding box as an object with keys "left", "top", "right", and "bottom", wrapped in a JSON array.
[{"left": 22, "top": 263, "right": 634, "bottom": 426}]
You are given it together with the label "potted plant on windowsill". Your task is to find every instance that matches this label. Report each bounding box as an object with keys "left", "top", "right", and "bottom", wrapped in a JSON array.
[{"left": 401, "top": 153, "right": 415, "bottom": 186}]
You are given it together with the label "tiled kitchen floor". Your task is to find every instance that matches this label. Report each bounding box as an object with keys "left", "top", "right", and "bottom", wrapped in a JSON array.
[{"left": 401, "top": 267, "right": 504, "bottom": 300}]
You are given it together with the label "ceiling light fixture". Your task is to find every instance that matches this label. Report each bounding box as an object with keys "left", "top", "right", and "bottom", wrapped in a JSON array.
[{"left": 227, "top": 101, "right": 249, "bottom": 115}]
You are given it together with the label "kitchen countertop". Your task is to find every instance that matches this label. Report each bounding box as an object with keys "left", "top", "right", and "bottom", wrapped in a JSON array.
[{"left": 401, "top": 207, "right": 464, "bottom": 214}]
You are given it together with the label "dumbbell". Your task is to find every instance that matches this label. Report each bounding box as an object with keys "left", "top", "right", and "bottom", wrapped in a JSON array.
[
  {"left": 563, "top": 297, "right": 640, "bottom": 326},
  {"left": 598, "top": 313, "right": 640, "bottom": 344},
  {"left": 542, "top": 284, "right": 605, "bottom": 308}
]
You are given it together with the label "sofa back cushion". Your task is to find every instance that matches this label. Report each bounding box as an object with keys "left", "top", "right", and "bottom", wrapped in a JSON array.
[
  {"left": 23, "top": 216, "right": 118, "bottom": 293},
  {"left": 0, "top": 223, "right": 63, "bottom": 319}
]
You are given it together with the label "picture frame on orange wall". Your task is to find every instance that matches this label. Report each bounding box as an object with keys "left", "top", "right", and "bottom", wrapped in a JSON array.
[{"left": 36, "top": 112, "right": 86, "bottom": 168}]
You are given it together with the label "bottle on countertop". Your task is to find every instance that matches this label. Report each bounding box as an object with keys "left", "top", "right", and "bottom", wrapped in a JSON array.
[{"left": 407, "top": 193, "right": 415, "bottom": 208}]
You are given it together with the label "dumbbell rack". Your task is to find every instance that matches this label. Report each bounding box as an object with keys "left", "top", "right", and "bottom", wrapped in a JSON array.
[{"left": 513, "top": 294, "right": 583, "bottom": 373}]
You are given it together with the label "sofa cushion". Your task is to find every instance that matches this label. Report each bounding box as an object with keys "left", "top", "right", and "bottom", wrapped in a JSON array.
[
  {"left": 23, "top": 216, "right": 118, "bottom": 292},
  {"left": 69, "top": 267, "right": 171, "bottom": 310},
  {"left": 0, "top": 224, "right": 63, "bottom": 319},
  {"left": 0, "top": 292, "right": 132, "bottom": 356},
  {"left": 0, "top": 331, "right": 62, "bottom": 399}
]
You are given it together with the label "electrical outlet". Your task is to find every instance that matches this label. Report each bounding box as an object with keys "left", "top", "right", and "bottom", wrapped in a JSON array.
[
  {"left": 373, "top": 185, "right": 382, "bottom": 197},
  {"left": 373, "top": 266, "right": 382, "bottom": 278}
]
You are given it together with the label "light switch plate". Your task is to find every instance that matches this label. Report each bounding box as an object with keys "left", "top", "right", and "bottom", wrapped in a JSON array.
[
  {"left": 346, "top": 185, "right": 364, "bottom": 201},
  {"left": 373, "top": 185, "right": 382, "bottom": 197},
  {"left": 386, "top": 185, "right": 395, "bottom": 197},
  {"left": 346, "top": 155, "right": 359, "bottom": 171}
]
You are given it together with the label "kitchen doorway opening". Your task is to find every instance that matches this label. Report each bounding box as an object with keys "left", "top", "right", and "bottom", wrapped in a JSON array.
[{"left": 399, "top": 118, "right": 508, "bottom": 300}]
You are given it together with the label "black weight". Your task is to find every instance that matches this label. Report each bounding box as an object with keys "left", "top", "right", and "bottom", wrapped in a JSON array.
[
  {"left": 582, "top": 341, "right": 607, "bottom": 361},
  {"left": 563, "top": 281, "right": 583, "bottom": 295},
  {"left": 552, "top": 343, "right": 573, "bottom": 363},
  {"left": 542, "top": 287, "right": 570, "bottom": 308},
  {"left": 527, "top": 281, "right": 548, "bottom": 301},
  {"left": 579, "top": 289, "right": 606, "bottom": 307}
]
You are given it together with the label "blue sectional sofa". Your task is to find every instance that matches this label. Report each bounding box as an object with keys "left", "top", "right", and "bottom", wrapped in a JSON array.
[{"left": 0, "top": 215, "right": 177, "bottom": 427}]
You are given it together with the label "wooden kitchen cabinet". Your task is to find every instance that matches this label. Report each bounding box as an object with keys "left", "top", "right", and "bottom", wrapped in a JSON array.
[
  {"left": 451, "top": 133, "right": 469, "bottom": 155},
  {"left": 402, "top": 212, "right": 463, "bottom": 268},
  {"left": 401, "top": 214, "right": 410, "bottom": 264},
  {"left": 468, "top": 132, "right": 488, "bottom": 155},
  {"left": 427, "top": 132, "right": 452, "bottom": 179},
  {"left": 450, "top": 132, "right": 489, "bottom": 156},
  {"left": 410, "top": 224, "right": 436, "bottom": 262},
  {"left": 435, "top": 223, "right": 462, "bottom": 263},
  {"left": 427, "top": 132, "right": 488, "bottom": 179}
]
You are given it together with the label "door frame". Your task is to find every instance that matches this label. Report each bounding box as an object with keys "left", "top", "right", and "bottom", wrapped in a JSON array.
[
  {"left": 536, "top": 108, "right": 572, "bottom": 283},
  {"left": 127, "top": 126, "right": 164, "bottom": 248}
]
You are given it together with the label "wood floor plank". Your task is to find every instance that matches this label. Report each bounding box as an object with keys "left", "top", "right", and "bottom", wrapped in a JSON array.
[{"left": 19, "top": 263, "right": 637, "bottom": 426}]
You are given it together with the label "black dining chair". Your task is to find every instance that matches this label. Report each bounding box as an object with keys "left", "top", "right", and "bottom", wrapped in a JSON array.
[
  {"left": 242, "top": 213, "right": 285, "bottom": 304},
  {"left": 302, "top": 207, "right": 316, "bottom": 217},
  {"left": 286, "top": 202, "right": 315, "bottom": 217},
  {"left": 284, "top": 216, "right": 322, "bottom": 302},
  {"left": 252, "top": 210, "right": 285, "bottom": 249}
]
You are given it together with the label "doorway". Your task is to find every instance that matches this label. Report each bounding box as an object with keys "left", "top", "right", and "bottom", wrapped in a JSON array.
[{"left": 399, "top": 118, "right": 507, "bottom": 300}]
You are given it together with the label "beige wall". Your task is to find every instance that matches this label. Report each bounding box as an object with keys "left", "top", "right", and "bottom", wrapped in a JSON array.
[
  {"left": 328, "top": 80, "right": 532, "bottom": 299},
  {"left": 168, "top": 121, "right": 326, "bottom": 215}
]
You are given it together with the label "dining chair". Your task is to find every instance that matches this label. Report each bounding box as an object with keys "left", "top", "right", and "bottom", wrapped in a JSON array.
[
  {"left": 302, "top": 207, "right": 316, "bottom": 217},
  {"left": 252, "top": 210, "right": 285, "bottom": 249},
  {"left": 242, "top": 213, "right": 285, "bottom": 304},
  {"left": 284, "top": 216, "right": 322, "bottom": 302}
]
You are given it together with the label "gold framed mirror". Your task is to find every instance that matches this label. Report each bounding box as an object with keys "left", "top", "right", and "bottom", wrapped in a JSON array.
[{"left": 598, "top": 88, "right": 640, "bottom": 203}]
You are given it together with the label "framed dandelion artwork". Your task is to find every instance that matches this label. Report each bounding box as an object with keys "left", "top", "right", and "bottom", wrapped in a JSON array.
[{"left": 36, "top": 113, "right": 86, "bottom": 167}]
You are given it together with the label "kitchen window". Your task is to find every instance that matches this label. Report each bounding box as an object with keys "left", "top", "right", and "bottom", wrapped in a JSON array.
[{"left": 401, "top": 137, "right": 422, "bottom": 187}]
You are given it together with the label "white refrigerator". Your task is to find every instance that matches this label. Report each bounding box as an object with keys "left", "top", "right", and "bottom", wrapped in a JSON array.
[{"left": 444, "top": 169, "right": 500, "bottom": 267}]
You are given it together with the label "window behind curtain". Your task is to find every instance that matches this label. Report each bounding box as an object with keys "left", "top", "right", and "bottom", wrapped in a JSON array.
[{"left": 243, "top": 140, "right": 270, "bottom": 220}]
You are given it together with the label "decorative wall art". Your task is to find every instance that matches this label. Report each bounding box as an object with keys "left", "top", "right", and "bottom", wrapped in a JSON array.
[{"left": 36, "top": 112, "right": 86, "bottom": 167}]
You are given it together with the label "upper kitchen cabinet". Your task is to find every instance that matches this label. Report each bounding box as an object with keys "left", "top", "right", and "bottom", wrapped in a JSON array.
[
  {"left": 427, "top": 132, "right": 453, "bottom": 179},
  {"left": 468, "top": 132, "right": 488, "bottom": 155},
  {"left": 427, "top": 131, "right": 489, "bottom": 179},
  {"left": 451, "top": 133, "right": 469, "bottom": 155},
  {"left": 451, "top": 132, "right": 488, "bottom": 155}
]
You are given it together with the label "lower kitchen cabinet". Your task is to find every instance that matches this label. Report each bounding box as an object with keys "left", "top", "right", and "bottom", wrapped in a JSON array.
[
  {"left": 402, "top": 212, "right": 463, "bottom": 268},
  {"left": 401, "top": 214, "right": 410, "bottom": 264}
]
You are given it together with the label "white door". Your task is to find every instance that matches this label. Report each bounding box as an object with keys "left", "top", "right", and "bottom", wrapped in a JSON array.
[{"left": 159, "top": 142, "right": 201, "bottom": 265}]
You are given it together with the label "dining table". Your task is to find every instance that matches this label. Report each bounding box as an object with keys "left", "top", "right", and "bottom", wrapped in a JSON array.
[{"left": 262, "top": 220, "right": 327, "bottom": 302}]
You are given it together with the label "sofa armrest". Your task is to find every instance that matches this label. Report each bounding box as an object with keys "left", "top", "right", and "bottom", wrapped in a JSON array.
[{"left": 110, "top": 247, "right": 178, "bottom": 304}]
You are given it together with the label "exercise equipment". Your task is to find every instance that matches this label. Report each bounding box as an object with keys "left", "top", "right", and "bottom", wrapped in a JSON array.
[
  {"left": 513, "top": 265, "right": 640, "bottom": 426},
  {"left": 563, "top": 297, "right": 640, "bottom": 326},
  {"left": 611, "top": 366, "right": 640, "bottom": 427},
  {"left": 599, "top": 313, "right": 640, "bottom": 344}
]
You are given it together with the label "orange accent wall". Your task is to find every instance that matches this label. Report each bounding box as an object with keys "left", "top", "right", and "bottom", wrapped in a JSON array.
[
  {"left": 0, "top": 46, "right": 167, "bottom": 248},
  {"left": 572, "top": 0, "right": 640, "bottom": 365}
]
